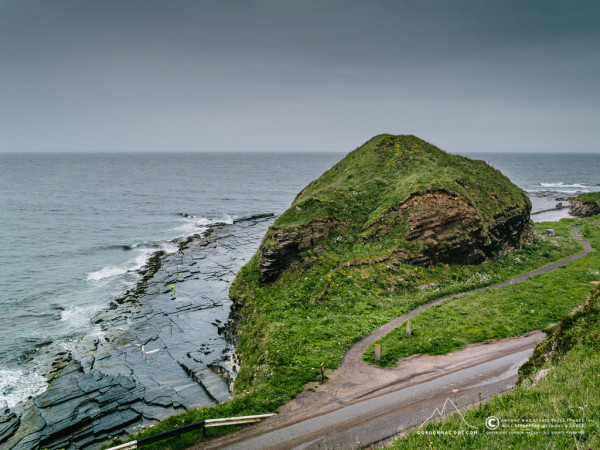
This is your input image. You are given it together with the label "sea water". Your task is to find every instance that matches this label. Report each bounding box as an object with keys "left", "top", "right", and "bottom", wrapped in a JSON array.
[{"left": 0, "top": 151, "right": 598, "bottom": 408}]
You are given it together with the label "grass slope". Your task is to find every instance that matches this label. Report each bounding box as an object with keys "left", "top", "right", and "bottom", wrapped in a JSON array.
[
  {"left": 577, "top": 192, "right": 600, "bottom": 206},
  {"left": 364, "top": 217, "right": 599, "bottom": 367},
  {"left": 275, "top": 135, "right": 528, "bottom": 231},
  {"left": 392, "top": 283, "right": 600, "bottom": 450}
]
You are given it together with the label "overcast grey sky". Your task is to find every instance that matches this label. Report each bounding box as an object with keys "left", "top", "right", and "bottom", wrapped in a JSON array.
[{"left": 1, "top": 1, "right": 599, "bottom": 153}]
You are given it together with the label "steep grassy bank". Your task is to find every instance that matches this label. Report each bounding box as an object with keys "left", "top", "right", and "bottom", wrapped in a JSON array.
[
  {"left": 365, "top": 217, "right": 599, "bottom": 367},
  {"left": 391, "top": 283, "right": 600, "bottom": 449},
  {"left": 270, "top": 135, "right": 528, "bottom": 232}
]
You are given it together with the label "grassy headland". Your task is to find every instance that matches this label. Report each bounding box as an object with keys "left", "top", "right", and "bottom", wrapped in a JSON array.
[
  {"left": 577, "top": 192, "right": 600, "bottom": 206},
  {"left": 104, "top": 137, "right": 592, "bottom": 449},
  {"left": 258, "top": 135, "right": 531, "bottom": 273}
]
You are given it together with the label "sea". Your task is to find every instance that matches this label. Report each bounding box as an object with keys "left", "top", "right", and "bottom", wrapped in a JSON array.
[{"left": 0, "top": 151, "right": 599, "bottom": 409}]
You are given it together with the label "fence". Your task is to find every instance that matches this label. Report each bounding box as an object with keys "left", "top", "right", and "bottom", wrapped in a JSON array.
[{"left": 107, "top": 414, "right": 275, "bottom": 449}]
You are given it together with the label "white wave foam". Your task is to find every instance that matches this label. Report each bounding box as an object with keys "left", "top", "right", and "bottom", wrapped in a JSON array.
[
  {"left": 87, "top": 246, "right": 167, "bottom": 283},
  {"left": 174, "top": 214, "right": 233, "bottom": 236},
  {"left": 86, "top": 266, "right": 127, "bottom": 281},
  {"left": 89, "top": 213, "right": 234, "bottom": 286},
  {"left": 174, "top": 218, "right": 209, "bottom": 236},
  {"left": 131, "top": 248, "right": 158, "bottom": 269},
  {"left": 540, "top": 182, "right": 588, "bottom": 188},
  {"left": 529, "top": 189, "right": 590, "bottom": 194},
  {"left": 60, "top": 305, "right": 102, "bottom": 328},
  {"left": 0, "top": 369, "right": 47, "bottom": 409},
  {"left": 159, "top": 242, "right": 179, "bottom": 254}
]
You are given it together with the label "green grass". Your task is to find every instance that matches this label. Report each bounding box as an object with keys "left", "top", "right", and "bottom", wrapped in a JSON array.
[
  {"left": 265, "top": 135, "right": 529, "bottom": 254},
  {"left": 231, "top": 220, "right": 583, "bottom": 392},
  {"left": 364, "top": 217, "right": 600, "bottom": 367},
  {"left": 577, "top": 192, "right": 600, "bottom": 206},
  {"left": 102, "top": 219, "right": 590, "bottom": 449},
  {"left": 391, "top": 284, "right": 600, "bottom": 450}
]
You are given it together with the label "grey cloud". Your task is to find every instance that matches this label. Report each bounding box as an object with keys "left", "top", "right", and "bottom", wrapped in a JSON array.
[{"left": 0, "top": 1, "right": 599, "bottom": 153}]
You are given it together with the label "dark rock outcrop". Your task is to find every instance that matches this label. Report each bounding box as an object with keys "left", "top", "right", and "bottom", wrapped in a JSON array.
[
  {"left": 399, "top": 190, "right": 533, "bottom": 265},
  {"left": 259, "top": 220, "right": 338, "bottom": 283},
  {"left": 258, "top": 189, "right": 533, "bottom": 280},
  {"left": 569, "top": 198, "right": 600, "bottom": 218}
]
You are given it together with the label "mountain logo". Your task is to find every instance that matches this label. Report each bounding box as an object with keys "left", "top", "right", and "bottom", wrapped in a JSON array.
[{"left": 419, "top": 398, "right": 477, "bottom": 429}]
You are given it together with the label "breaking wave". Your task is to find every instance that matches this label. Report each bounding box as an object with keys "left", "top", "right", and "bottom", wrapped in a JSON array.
[
  {"left": 540, "top": 182, "right": 589, "bottom": 189},
  {"left": 0, "top": 368, "right": 47, "bottom": 409}
]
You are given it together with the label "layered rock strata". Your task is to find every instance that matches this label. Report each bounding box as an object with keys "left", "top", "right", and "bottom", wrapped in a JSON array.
[
  {"left": 259, "top": 219, "right": 338, "bottom": 283},
  {"left": 258, "top": 189, "right": 533, "bottom": 282},
  {"left": 569, "top": 198, "right": 600, "bottom": 218},
  {"left": 253, "top": 135, "right": 534, "bottom": 284},
  {"left": 399, "top": 189, "right": 533, "bottom": 265}
]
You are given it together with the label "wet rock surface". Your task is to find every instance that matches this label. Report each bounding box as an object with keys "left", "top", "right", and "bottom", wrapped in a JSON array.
[{"left": 1, "top": 215, "right": 274, "bottom": 450}]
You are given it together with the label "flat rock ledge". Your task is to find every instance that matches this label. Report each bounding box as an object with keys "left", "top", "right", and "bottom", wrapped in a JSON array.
[{"left": 0, "top": 215, "right": 274, "bottom": 450}]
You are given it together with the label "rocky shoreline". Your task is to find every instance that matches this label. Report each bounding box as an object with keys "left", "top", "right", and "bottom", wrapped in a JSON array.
[{"left": 0, "top": 214, "right": 274, "bottom": 450}]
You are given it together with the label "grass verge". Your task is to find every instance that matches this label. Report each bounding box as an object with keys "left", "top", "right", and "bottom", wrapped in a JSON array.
[{"left": 390, "top": 284, "right": 600, "bottom": 449}]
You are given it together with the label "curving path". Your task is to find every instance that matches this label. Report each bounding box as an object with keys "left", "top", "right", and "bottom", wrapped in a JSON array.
[
  {"left": 199, "top": 227, "right": 594, "bottom": 449},
  {"left": 339, "top": 226, "right": 593, "bottom": 372}
]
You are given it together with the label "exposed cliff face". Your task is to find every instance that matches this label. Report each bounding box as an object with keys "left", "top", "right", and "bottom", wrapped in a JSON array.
[
  {"left": 259, "top": 219, "right": 338, "bottom": 283},
  {"left": 398, "top": 189, "right": 533, "bottom": 265},
  {"left": 569, "top": 198, "right": 600, "bottom": 218},
  {"left": 258, "top": 187, "right": 533, "bottom": 282}
]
